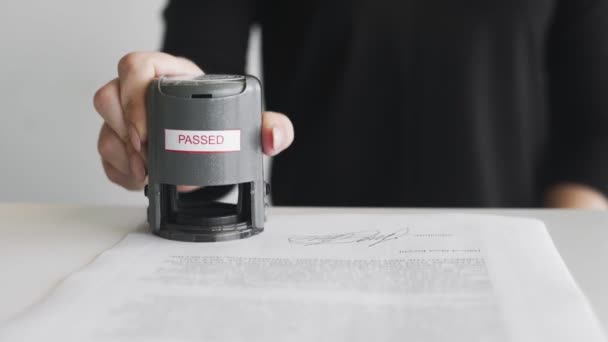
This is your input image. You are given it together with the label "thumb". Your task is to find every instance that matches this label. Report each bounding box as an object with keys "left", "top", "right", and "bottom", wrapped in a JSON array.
[{"left": 262, "top": 111, "right": 294, "bottom": 156}]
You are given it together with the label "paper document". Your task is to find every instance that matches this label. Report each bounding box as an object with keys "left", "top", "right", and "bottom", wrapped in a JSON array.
[{"left": 0, "top": 214, "right": 604, "bottom": 342}]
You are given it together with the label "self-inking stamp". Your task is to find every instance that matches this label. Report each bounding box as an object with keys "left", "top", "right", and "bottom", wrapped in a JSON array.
[{"left": 146, "top": 74, "right": 267, "bottom": 242}]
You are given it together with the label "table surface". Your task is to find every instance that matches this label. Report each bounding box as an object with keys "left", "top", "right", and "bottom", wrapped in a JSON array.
[{"left": 0, "top": 203, "right": 606, "bottom": 331}]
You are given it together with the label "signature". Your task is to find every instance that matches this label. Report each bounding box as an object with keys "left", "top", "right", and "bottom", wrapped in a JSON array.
[{"left": 288, "top": 228, "right": 410, "bottom": 247}]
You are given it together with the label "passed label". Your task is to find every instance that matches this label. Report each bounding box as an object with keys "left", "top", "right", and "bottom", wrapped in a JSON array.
[{"left": 164, "top": 129, "right": 241, "bottom": 153}]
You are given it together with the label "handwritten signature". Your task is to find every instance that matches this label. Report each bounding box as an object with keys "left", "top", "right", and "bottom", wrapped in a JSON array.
[{"left": 288, "top": 228, "right": 410, "bottom": 247}]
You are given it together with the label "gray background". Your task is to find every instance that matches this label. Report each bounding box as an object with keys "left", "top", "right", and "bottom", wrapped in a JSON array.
[{"left": 0, "top": 1, "right": 262, "bottom": 205}]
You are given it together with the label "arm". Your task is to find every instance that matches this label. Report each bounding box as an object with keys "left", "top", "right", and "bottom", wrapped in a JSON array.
[{"left": 543, "top": 0, "right": 608, "bottom": 209}]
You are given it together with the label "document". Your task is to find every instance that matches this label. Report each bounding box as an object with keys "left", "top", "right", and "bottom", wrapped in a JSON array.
[{"left": 0, "top": 214, "right": 605, "bottom": 342}]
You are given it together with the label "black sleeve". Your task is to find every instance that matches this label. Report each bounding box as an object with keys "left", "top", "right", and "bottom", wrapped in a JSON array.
[
  {"left": 161, "top": 0, "right": 256, "bottom": 74},
  {"left": 544, "top": 0, "right": 608, "bottom": 196},
  {"left": 161, "top": 0, "right": 256, "bottom": 200}
]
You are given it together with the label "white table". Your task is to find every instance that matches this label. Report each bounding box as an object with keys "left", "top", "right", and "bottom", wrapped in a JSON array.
[{"left": 0, "top": 204, "right": 606, "bottom": 331}]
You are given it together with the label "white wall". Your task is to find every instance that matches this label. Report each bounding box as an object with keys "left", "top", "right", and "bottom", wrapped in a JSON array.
[{"left": 0, "top": 1, "right": 262, "bottom": 205}]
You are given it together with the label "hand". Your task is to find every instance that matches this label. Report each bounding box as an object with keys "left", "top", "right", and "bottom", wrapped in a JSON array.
[
  {"left": 94, "top": 51, "right": 294, "bottom": 191},
  {"left": 545, "top": 183, "right": 608, "bottom": 209}
]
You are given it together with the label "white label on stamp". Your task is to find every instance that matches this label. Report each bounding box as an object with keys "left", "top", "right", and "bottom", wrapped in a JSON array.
[{"left": 165, "top": 129, "right": 241, "bottom": 153}]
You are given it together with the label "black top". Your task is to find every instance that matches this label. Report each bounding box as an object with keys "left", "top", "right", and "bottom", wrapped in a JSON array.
[{"left": 162, "top": 0, "right": 608, "bottom": 207}]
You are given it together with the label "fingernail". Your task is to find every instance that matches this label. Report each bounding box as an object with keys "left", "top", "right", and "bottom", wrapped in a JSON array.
[
  {"left": 129, "top": 153, "right": 145, "bottom": 181},
  {"left": 129, "top": 124, "right": 141, "bottom": 153},
  {"left": 271, "top": 126, "right": 283, "bottom": 155}
]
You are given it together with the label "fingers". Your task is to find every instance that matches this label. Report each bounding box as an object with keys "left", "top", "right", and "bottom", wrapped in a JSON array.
[
  {"left": 97, "top": 123, "right": 130, "bottom": 175},
  {"left": 127, "top": 140, "right": 147, "bottom": 183},
  {"left": 102, "top": 160, "right": 145, "bottom": 191},
  {"left": 93, "top": 78, "right": 128, "bottom": 141},
  {"left": 176, "top": 185, "right": 203, "bottom": 192},
  {"left": 98, "top": 123, "right": 146, "bottom": 190},
  {"left": 117, "top": 52, "right": 203, "bottom": 152},
  {"left": 262, "top": 111, "right": 294, "bottom": 156},
  {"left": 95, "top": 51, "right": 203, "bottom": 192}
]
